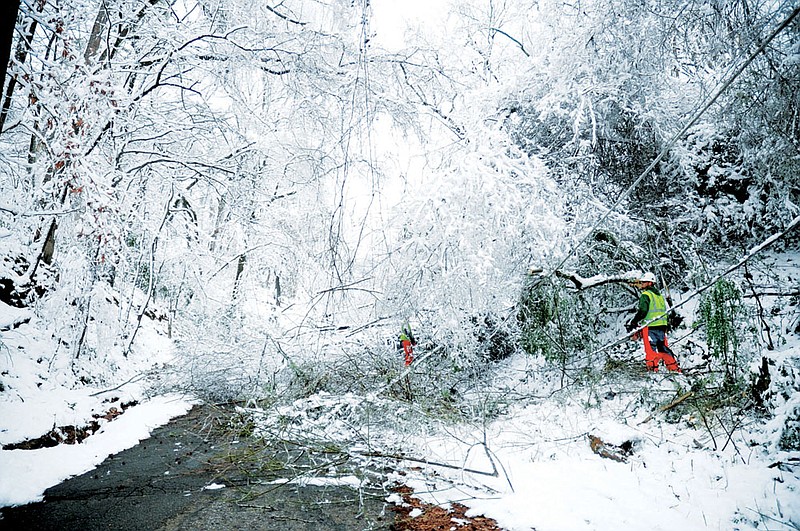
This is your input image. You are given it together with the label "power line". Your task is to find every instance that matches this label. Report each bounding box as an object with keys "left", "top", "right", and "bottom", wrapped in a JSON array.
[{"left": 546, "top": 5, "right": 800, "bottom": 278}]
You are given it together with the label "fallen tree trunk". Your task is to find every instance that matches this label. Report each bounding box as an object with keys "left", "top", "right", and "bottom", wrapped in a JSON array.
[{"left": 638, "top": 391, "right": 694, "bottom": 425}]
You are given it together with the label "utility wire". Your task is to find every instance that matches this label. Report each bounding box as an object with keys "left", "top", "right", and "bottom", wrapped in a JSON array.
[{"left": 546, "top": 5, "right": 800, "bottom": 278}]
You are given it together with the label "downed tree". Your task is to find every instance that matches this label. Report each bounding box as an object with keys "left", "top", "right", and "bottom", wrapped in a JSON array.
[
  {"left": 638, "top": 391, "right": 694, "bottom": 425},
  {"left": 527, "top": 267, "right": 641, "bottom": 291},
  {"left": 587, "top": 434, "right": 634, "bottom": 463}
]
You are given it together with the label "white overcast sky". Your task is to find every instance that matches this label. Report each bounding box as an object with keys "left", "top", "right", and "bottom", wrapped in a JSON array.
[{"left": 370, "top": 0, "right": 450, "bottom": 49}]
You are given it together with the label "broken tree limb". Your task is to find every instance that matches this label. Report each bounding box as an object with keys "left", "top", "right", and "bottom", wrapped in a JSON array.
[
  {"left": 89, "top": 372, "right": 147, "bottom": 397},
  {"left": 357, "top": 450, "right": 498, "bottom": 477},
  {"left": 527, "top": 268, "right": 641, "bottom": 290},
  {"left": 554, "top": 270, "right": 639, "bottom": 290},
  {"left": 638, "top": 391, "right": 694, "bottom": 425},
  {"left": 588, "top": 434, "right": 632, "bottom": 463}
]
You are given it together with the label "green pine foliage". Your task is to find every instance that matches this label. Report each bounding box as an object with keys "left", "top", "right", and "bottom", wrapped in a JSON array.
[
  {"left": 517, "top": 279, "right": 557, "bottom": 361},
  {"left": 697, "top": 278, "right": 746, "bottom": 382},
  {"left": 517, "top": 277, "right": 588, "bottom": 365}
]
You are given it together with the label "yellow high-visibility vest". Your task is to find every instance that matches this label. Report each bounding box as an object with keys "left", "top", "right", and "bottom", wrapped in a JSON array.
[{"left": 643, "top": 290, "right": 668, "bottom": 327}]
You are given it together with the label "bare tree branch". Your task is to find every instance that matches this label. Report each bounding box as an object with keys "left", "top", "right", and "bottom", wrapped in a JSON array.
[
  {"left": 265, "top": 4, "right": 306, "bottom": 26},
  {"left": 489, "top": 27, "right": 529, "bottom": 57}
]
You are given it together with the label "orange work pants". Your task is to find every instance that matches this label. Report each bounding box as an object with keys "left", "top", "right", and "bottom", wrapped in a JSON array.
[
  {"left": 402, "top": 340, "right": 414, "bottom": 366},
  {"left": 642, "top": 327, "right": 680, "bottom": 372}
]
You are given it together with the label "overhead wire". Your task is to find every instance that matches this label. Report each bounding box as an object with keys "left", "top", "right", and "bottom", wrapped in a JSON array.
[{"left": 543, "top": 4, "right": 800, "bottom": 281}]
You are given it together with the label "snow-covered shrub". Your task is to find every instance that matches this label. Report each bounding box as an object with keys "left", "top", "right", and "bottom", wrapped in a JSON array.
[
  {"left": 759, "top": 351, "right": 800, "bottom": 452},
  {"left": 778, "top": 407, "right": 800, "bottom": 451},
  {"left": 470, "top": 313, "right": 514, "bottom": 362},
  {"left": 0, "top": 246, "right": 32, "bottom": 308}
]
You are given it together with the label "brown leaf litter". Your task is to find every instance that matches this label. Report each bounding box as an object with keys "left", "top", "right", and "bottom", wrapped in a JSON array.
[{"left": 389, "top": 484, "right": 504, "bottom": 531}]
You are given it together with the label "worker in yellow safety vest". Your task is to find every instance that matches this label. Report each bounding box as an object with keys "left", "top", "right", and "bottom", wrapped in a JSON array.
[{"left": 626, "top": 272, "right": 681, "bottom": 372}]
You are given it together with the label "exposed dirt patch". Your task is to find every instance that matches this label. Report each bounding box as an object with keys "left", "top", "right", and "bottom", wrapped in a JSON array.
[{"left": 389, "top": 485, "right": 504, "bottom": 531}]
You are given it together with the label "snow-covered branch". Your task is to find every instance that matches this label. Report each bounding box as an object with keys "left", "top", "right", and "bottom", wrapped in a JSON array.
[{"left": 528, "top": 267, "right": 641, "bottom": 290}]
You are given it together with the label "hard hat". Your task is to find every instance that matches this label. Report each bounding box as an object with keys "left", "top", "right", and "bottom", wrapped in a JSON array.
[{"left": 639, "top": 272, "right": 656, "bottom": 283}]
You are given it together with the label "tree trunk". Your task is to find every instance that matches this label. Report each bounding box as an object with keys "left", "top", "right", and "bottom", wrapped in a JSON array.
[
  {"left": 0, "top": 0, "right": 20, "bottom": 109},
  {"left": 84, "top": 1, "right": 111, "bottom": 64},
  {"left": 28, "top": 219, "right": 58, "bottom": 285},
  {"left": 0, "top": 0, "right": 37, "bottom": 133},
  {"left": 233, "top": 254, "right": 247, "bottom": 299},
  {"left": 124, "top": 190, "right": 172, "bottom": 357}
]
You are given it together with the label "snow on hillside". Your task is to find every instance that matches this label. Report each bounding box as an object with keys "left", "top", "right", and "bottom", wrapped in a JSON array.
[{"left": 0, "top": 296, "right": 195, "bottom": 506}]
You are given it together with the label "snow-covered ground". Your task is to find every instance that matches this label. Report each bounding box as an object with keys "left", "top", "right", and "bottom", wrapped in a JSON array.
[
  {"left": 395, "top": 377, "right": 800, "bottom": 531},
  {"left": 1, "top": 291, "right": 799, "bottom": 530},
  {"left": 237, "top": 354, "right": 800, "bottom": 531}
]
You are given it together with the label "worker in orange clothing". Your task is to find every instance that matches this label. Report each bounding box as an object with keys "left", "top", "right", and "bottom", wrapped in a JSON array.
[
  {"left": 399, "top": 323, "right": 417, "bottom": 366},
  {"left": 626, "top": 272, "right": 681, "bottom": 372}
]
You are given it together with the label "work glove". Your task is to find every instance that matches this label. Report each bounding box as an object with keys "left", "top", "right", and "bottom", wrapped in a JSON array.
[{"left": 625, "top": 321, "right": 636, "bottom": 333}]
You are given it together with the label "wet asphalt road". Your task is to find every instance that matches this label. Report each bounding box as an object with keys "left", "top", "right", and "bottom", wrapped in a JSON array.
[{"left": 0, "top": 405, "right": 393, "bottom": 530}]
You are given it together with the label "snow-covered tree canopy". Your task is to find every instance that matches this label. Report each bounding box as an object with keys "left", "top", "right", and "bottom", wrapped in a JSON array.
[
  {"left": 2, "top": 1, "right": 800, "bottom": 529},
  {"left": 0, "top": 0, "right": 797, "bottom": 387},
  {"left": 0, "top": 0, "right": 798, "bottom": 371}
]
